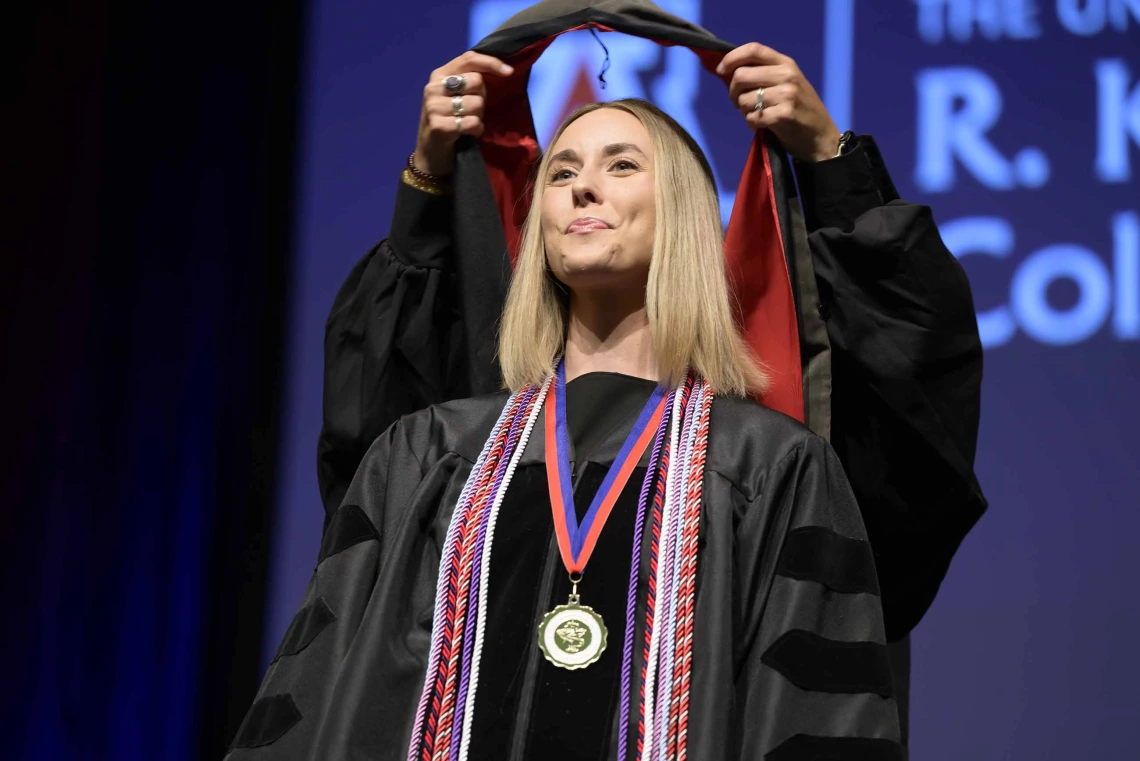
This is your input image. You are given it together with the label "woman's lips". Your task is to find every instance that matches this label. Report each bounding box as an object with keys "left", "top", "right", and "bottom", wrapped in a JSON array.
[{"left": 567, "top": 217, "right": 612, "bottom": 234}]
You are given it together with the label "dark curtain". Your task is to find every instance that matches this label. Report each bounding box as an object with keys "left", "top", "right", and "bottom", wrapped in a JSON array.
[{"left": 3, "top": 2, "right": 305, "bottom": 759}]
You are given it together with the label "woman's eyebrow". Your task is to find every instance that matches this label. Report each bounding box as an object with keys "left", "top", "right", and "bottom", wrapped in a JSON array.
[
  {"left": 549, "top": 148, "right": 579, "bottom": 164},
  {"left": 549, "top": 143, "right": 647, "bottom": 165},
  {"left": 603, "top": 142, "right": 647, "bottom": 158}
]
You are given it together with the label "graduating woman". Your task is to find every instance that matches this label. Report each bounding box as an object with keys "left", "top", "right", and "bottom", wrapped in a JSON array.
[
  {"left": 232, "top": 95, "right": 901, "bottom": 761},
  {"left": 232, "top": 4, "right": 985, "bottom": 759}
]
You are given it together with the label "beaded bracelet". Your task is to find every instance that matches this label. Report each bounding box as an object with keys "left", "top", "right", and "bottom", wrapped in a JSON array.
[
  {"left": 401, "top": 167, "right": 451, "bottom": 196},
  {"left": 405, "top": 152, "right": 452, "bottom": 193}
]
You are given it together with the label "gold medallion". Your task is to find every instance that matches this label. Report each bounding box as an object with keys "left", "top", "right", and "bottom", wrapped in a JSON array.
[{"left": 537, "top": 602, "right": 608, "bottom": 670}]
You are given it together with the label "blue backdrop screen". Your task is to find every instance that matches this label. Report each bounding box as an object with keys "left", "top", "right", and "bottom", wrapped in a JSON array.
[{"left": 268, "top": 2, "right": 1139, "bottom": 757}]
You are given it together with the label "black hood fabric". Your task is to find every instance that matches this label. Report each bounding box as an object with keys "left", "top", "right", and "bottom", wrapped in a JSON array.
[{"left": 450, "top": 0, "right": 831, "bottom": 430}]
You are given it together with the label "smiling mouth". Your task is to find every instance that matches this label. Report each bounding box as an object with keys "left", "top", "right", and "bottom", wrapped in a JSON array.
[{"left": 567, "top": 218, "right": 612, "bottom": 234}]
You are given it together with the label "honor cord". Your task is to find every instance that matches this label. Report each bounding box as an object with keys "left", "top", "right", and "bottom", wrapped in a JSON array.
[
  {"left": 408, "top": 391, "right": 523, "bottom": 761},
  {"left": 673, "top": 388, "right": 711, "bottom": 761},
  {"left": 655, "top": 380, "right": 703, "bottom": 761},
  {"left": 653, "top": 379, "right": 701, "bottom": 760},
  {"left": 457, "top": 379, "right": 550, "bottom": 761},
  {"left": 450, "top": 384, "right": 540, "bottom": 759},
  {"left": 640, "top": 375, "right": 690, "bottom": 755}
]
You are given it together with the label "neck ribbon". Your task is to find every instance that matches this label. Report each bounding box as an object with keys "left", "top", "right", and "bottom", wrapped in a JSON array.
[{"left": 544, "top": 359, "right": 668, "bottom": 575}]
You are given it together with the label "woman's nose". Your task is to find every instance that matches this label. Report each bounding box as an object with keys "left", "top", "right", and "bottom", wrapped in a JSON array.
[{"left": 572, "top": 178, "right": 599, "bottom": 206}]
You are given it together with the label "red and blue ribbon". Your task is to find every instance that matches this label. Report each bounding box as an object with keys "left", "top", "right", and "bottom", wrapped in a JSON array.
[{"left": 545, "top": 359, "right": 668, "bottom": 575}]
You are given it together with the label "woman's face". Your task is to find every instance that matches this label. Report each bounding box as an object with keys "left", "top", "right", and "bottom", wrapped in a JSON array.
[{"left": 541, "top": 108, "right": 656, "bottom": 295}]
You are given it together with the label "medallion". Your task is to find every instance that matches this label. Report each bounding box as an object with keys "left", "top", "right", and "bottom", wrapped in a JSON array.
[
  {"left": 538, "top": 602, "right": 608, "bottom": 670},
  {"left": 539, "top": 360, "right": 667, "bottom": 670}
]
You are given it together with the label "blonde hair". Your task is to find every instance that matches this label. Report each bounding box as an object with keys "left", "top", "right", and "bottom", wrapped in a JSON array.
[{"left": 498, "top": 98, "right": 768, "bottom": 397}]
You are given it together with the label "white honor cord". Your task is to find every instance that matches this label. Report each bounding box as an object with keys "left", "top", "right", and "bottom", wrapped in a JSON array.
[
  {"left": 405, "top": 396, "right": 519, "bottom": 761},
  {"left": 457, "top": 378, "right": 552, "bottom": 761},
  {"left": 674, "top": 384, "right": 709, "bottom": 753},
  {"left": 655, "top": 380, "right": 703, "bottom": 761},
  {"left": 641, "top": 376, "right": 687, "bottom": 756}
]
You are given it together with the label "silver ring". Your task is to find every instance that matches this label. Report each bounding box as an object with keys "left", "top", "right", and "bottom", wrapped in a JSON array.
[
  {"left": 455, "top": 115, "right": 463, "bottom": 129},
  {"left": 753, "top": 86, "right": 766, "bottom": 113},
  {"left": 452, "top": 95, "right": 465, "bottom": 117},
  {"left": 443, "top": 74, "right": 467, "bottom": 95}
]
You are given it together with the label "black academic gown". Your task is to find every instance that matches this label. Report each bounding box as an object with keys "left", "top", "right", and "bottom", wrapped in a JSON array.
[
  {"left": 229, "top": 373, "right": 902, "bottom": 759},
  {"left": 307, "top": 135, "right": 986, "bottom": 751}
]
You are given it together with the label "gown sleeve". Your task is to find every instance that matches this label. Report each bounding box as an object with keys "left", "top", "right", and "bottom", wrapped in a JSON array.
[
  {"left": 794, "top": 137, "right": 988, "bottom": 640},
  {"left": 317, "top": 179, "right": 461, "bottom": 522},
  {"left": 227, "top": 421, "right": 422, "bottom": 758},
  {"left": 736, "top": 434, "right": 902, "bottom": 759}
]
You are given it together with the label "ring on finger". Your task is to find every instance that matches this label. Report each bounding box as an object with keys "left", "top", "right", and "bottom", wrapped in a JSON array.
[
  {"left": 753, "top": 86, "right": 766, "bottom": 113},
  {"left": 455, "top": 115, "right": 463, "bottom": 129},
  {"left": 452, "top": 95, "right": 465, "bottom": 117},
  {"left": 444, "top": 74, "right": 467, "bottom": 95}
]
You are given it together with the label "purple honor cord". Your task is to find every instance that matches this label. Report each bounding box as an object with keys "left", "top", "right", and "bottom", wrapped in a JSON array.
[{"left": 617, "top": 397, "right": 671, "bottom": 761}]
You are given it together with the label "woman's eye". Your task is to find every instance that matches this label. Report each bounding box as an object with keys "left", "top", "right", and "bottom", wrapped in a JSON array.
[
  {"left": 550, "top": 168, "right": 574, "bottom": 182},
  {"left": 612, "top": 159, "right": 638, "bottom": 172}
]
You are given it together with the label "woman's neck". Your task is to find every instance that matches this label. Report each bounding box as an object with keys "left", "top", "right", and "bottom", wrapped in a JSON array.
[{"left": 563, "top": 290, "right": 657, "bottom": 383}]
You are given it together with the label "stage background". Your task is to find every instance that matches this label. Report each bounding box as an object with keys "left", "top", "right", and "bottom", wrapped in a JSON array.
[
  {"left": 269, "top": 2, "right": 1138, "bottom": 759},
  {"left": 8, "top": 1, "right": 1137, "bottom": 760},
  {"left": 7, "top": 1, "right": 303, "bottom": 759}
]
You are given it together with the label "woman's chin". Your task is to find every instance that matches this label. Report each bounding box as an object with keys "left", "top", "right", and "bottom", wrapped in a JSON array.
[
  {"left": 555, "top": 249, "right": 617, "bottom": 276},
  {"left": 559, "top": 264, "right": 648, "bottom": 295}
]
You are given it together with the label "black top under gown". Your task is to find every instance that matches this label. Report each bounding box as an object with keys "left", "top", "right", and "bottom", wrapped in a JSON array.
[{"left": 227, "top": 372, "right": 902, "bottom": 760}]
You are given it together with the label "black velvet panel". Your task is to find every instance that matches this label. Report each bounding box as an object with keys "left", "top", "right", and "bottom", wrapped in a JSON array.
[
  {"left": 272, "top": 597, "right": 336, "bottom": 664},
  {"left": 761, "top": 630, "right": 894, "bottom": 697},
  {"left": 231, "top": 694, "right": 302, "bottom": 749},
  {"left": 318, "top": 504, "right": 379, "bottom": 564},
  {"left": 777, "top": 526, "right": 880, "bottom": 595},
  {"left": 766, "top": 734, "right": 904, "bottom": 761}
]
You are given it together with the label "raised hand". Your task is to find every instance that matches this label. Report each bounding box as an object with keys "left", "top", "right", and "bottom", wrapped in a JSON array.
[
  {"left": 413, "top": 51, "right": 514, "bottom": 177},
  {"left": 717, "top": 43, "right": 842, "bottom": 163}
]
